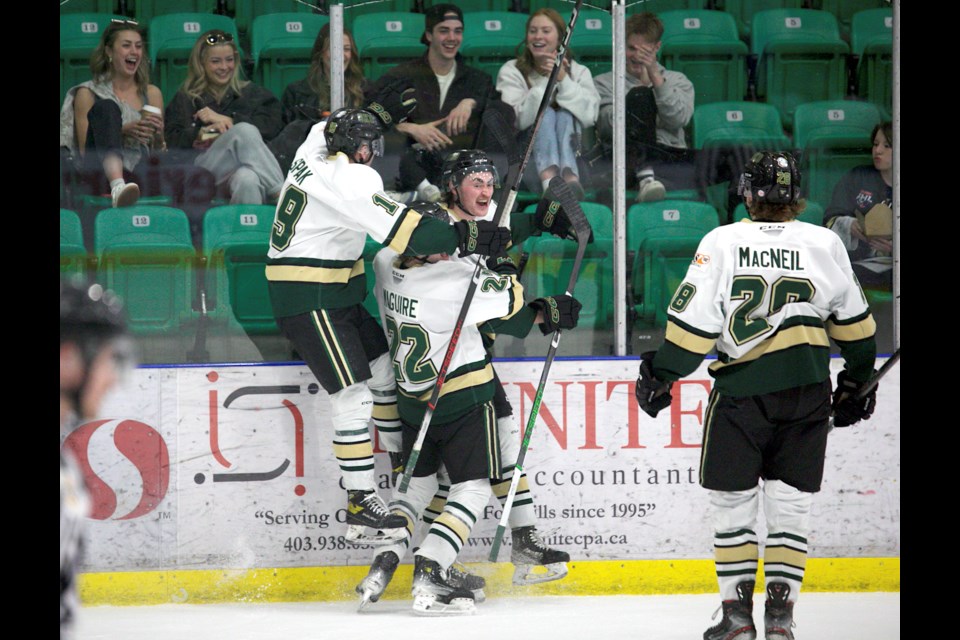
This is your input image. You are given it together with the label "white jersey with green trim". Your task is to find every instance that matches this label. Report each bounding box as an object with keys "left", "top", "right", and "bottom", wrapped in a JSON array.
[
  {"left": 657, "top": 218, "right": 876, "bottom": 395},
  {"left": 373, "top": 247, "right": 525, "bottom": 422}
]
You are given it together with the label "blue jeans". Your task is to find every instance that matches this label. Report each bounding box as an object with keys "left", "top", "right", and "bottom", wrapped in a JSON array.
[{"left": 530, "top": 107, "right": 579, "bottom": 184}]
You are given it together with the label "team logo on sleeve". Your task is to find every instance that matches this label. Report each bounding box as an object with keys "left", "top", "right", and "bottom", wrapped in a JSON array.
[{"left": 691, "top": 252, "right": 711, "bottom": 270}]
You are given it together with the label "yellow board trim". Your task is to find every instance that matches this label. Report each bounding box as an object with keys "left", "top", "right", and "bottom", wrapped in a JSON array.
[{"left": 79, "top": 558, "right": 900, "bottom": 605}]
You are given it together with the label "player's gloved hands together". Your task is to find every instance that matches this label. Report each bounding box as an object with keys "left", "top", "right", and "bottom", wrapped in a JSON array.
[
  {"left": 635, "top": 351, "right": 672, "bottom": 418},
  {"left": 535, "top": 177, "right": 593, "bottom": 243},
  {"left": 831, "top": 370, "right": 878, "bottom": 427},
  {"left": 389, "top": 451, "right": 407, "bottom": 487},
  {"left": 529, "top": 295, "right": 582, "bottom": 335},
  {"left": 485, "top": 251, "right": 519, "bottom": 276},
  {"left": 364, "top": 77, "right": 417, "bottom": 131},
  {"left": 454, "top": 220, "right": 511, "bottom": 257}
]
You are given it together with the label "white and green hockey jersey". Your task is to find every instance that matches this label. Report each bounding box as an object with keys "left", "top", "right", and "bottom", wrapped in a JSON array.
[
  {"left": 373, "top": 247, "right": 533, "bottom": 425},
  {"left": 266, "top": 123, "right": 461, "bottom": 318},
  {"left": 654, "top": 218, "right": 878, "bottom": 396}
]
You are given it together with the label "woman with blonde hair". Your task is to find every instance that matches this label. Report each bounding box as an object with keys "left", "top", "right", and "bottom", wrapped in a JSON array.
[
  {"left": 269, "top": 23, "right": 368, "bottom": 173},
  {"left": 59, "top": 19, "right": 164, "bottom": 207},
  {"left": 164, "top": 29, "right": 284, "bottom": 204},
  {"left": 496, "top": 8, "right": 599, "bottom": 199}
]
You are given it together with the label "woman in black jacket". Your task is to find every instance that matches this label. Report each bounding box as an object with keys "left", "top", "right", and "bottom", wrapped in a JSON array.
[{"left": 164, "top": 29, "right": 284, "bottom": 204}]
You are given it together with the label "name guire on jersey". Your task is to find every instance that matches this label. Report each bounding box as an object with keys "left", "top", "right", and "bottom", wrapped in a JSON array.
[{"left": 736, "top": 246, "right": 805, "bottom": 271}]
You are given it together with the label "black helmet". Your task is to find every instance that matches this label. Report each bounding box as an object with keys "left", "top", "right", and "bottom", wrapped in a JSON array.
[
  {"left": 738, "top": 151, "right": 801, "bottom": 205},
  {"left": 324, "top": 108, "right": 384, "bottom": 160},
  {"left": 60, "top": 278, "right": 128, "bottom": 347},
  {"left": 440, "top": 149, "right": 500, "bottom": 196}
]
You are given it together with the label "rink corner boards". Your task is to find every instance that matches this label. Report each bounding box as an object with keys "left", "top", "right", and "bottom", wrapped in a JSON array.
[{"left": 80, "top": 557, "right": 900, "bottom": 606}]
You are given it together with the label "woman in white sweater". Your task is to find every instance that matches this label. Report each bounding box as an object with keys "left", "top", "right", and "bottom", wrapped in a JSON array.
[{"left": 496, "top": 9, "right": 600, "bottom": 198}]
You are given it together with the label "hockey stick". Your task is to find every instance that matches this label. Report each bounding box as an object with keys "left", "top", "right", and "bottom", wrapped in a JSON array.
[
  {"left": 828, "top": 348, "right": 900, "bottom": 430},
  {"left": 397, "top": 0, "right": 586, "bottom": 494},
  {"left": 488, "top": 176, "right": 593, "bottom": 561}
]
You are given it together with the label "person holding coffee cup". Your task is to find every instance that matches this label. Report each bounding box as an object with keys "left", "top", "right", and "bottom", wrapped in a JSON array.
[{"left": 59, "top": 19, "right": 164, "bottom": 207}]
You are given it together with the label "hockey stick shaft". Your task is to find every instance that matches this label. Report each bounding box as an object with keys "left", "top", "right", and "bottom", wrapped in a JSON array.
[
  {"left": 397, "top": 0, "right": 586, "bottom": 494},
  {"left": 488, "top": 180, "right": 592, "bottom": 561}
]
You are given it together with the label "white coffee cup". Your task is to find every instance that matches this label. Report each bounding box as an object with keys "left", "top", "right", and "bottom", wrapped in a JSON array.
[{"left": 141, "top": 104, "right": 162, "bottom": 119}]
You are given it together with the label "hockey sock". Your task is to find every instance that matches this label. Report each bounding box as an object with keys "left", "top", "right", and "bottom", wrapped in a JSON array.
[
  {"left": 328, "top": 382, "right": 376, "bottom": 491},
  {"left": 418, "top": 479, "right": 490, "bottom": 568},
  {"left": 762, "top": 480, "right": 812, "bottom": 600},
  {"left": 710, "top": 488, "right": 760, "bottom": 601}
]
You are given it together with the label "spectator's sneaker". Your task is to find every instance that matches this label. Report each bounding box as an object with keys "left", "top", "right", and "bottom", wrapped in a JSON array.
[
  {"left": 111, "top": 182, "right": 140, "bottom": 208},
  {"left": 636, "top": 174, "right": 666, "bottom": 202}
]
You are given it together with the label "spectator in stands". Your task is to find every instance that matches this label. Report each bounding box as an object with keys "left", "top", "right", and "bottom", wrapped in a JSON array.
[
  {"left": 59, "top": 19, "right": 163, "bottom": 208},
  {"left": 824, "top": 121, "right": 894, "bottom": 289},
  {"left": 593, "top": 12, "right": 695, "bottom": 202},
  {"left": 164, "top": 29, "right": 284, "bottom": 205},
  {"left": 269, "top": 23, "right": 368, "bottom": 174},
  {"left": 497, "top": 8, "right": 600, "bottom": 200},
  {"left": 367, "top": 3, "right": 515, "bottom": 203}
]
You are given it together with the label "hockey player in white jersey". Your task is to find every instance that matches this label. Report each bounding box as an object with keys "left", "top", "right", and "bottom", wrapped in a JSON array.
[
  {"left": 362, "top": 205, "right": 582, "bottom": 615},
  {"left": 266, "top": 105, "right": 512, "bottom": 546},
  {"left": 635, "top": 152, "right": 879, "bottom": 640}
]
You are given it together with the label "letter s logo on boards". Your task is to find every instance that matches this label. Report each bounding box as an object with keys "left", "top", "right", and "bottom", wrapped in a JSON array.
[{"left": 63, "top": 419, "right": 170, "bottom": 521}]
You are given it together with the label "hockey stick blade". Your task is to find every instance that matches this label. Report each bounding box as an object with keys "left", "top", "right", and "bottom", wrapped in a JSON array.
[
  {"left": 397, "top": 0, "right": 586, "bottom": 496},
  {"left": 488, "top": 178, "right": 592, "bottom": 560}
]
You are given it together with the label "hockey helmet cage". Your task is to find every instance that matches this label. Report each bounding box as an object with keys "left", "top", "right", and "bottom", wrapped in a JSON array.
[
  {"left": 324, "top": 108, "right": 384, "bottom": 159},
  {"left": 738, "top": 151, "right": 801, "bottom": 205},
  {"left": 440, "top": 149, "right": 500, "bottom": 196}
]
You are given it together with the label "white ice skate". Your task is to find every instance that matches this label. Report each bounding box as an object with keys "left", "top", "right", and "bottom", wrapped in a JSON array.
[
  {"left": 511, "top": 526, "right": 570, "bottom": 585},
  {"left": 356, "top": 551, "right": 400, "bottom": 611},
  {"left": 344, "top": 490, "right": 408, "bottom": 546},
  {"left": 411, "top": 556, "right": 476, "bottom": 616}
]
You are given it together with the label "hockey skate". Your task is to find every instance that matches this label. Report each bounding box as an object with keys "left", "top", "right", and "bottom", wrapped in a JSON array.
[
  {"left": 764, "top": 582, "right": 795, "bottom": 640},
  {"left": 447, "top": 562, "right": 487, "bottom": 603},
  {"left": 356, "top": 551, "right": 400, "bottom": 611},
  {"left": 344, "top": 490, "right": 408, "bottom": 545},
  {"left": 411, "top": 556, "right": 476, "bottom": 616},
  {"left": 704, "top": 580, "right": 757, "bottom": 640},
  {"left": 510, "top": 526, "right": 570, "bottom": 585}
]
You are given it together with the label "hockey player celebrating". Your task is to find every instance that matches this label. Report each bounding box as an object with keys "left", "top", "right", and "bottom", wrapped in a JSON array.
[
  {"left": 634, "top": 151, "right": 879, "bottom": 640},
  {"left": 362, "top": 207, "right": 582, "bottom": 615},
  {"left": 437, "top": 149, "right": 579, "bottom": 584},
  {"left": 266, "top": 105, "right": 512, "bottom": 546}
]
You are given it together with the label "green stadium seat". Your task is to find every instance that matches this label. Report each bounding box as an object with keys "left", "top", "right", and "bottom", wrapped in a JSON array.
[
  {"left": 202, "top": 204, "right": 279, "bottom": 335},
  {"left": 793, "top": 100, "right": 881, "bottom": 207},
  {"left": 251, "top": 12, "right": 330, "bottom": 99},
  {"left": 732, "top": 200, "right": 824, "bottom": 226},
  {"left": 691, "top": 101, "right": 791, "bottom": 150},
  {"left": 812, "top": 0, "right": 887, "bottom": 42},
  {"left": 61, "top": 209, "right": 89, "bottom": 277},
  {"left": 568, "top": 10, "right": 613, "bottom": 77},
  {"left": 521, "top": 234, "right": 614, "bottom": 330},
  {"left": 59, "top": 0, "right": 119, "bottom": 12},
  {"left": 342, "top": 0, "right": 416, "bottom": 30},
  {"left": 233, "top": 0, "right": 319, "bottom": 44},
  {"left": 626, "top": 0, "right": 709, "bottom": 15},
  {"left": 149, "top": 13, "right": 240, "bottom": 98},
  {"left": 851, "top": 8, "right": 893, "bottom": 120},
  {"left": 60, "top": 13, "right": 125, "bottom": 106},
  {"left": 627, "top": 199, "right": 718, "bottom": 327},
  {"left": 715, "top": 0, "right": 802, "bottom": 42},
  {"left": 460, "top": 11, "right": 529, "bottom": 80},
  {"left": 134, "top": 0, "right": 218, "bottom": 26},
  {"left": 95, "top": 206, "right": 198, "bottom": 335},
  {"left": 659, "top": 10, "right": 748, "bottom": 106},
  {"left": 351, "top": 12, "right": 425, "bottom": 81},
  {"left": 750, "top": 9, "right": 849, "bottom": 130}
]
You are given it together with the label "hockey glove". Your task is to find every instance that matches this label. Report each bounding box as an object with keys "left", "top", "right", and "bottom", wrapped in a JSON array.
[
  {"left": 635, "top": 351, "right": 673, "bottom": 418},
  {"left": 485, "top": 252, "right": 519, "bottom": 276},
  {"left": 364, "top": 77, "right": 417, "bottom": 131},
  {"left": 534, "top": 195, "right": 593, "bottom": 243},
  {"left": 529, "top": 295, "right": 582, "bottom": 335},
  {"left": 389, "top": 451, "right": 407, "bottom": 487},
  {"left": 454, "top": 219, "right": 511, "bottom": 257},
  {"left": 831, "top": 370, "right": 878, "bottom": 427}
]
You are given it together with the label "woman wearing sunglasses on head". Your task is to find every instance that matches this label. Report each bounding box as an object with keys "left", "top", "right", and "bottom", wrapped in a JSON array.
[
  {"left": 164, "top": 29, "right": 284, "bottom": 205},
  {"left": 59, "top": 19, "right": 163, "bottom": 208}
]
